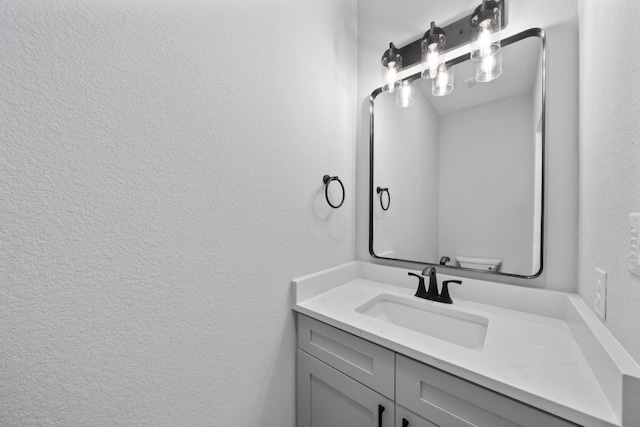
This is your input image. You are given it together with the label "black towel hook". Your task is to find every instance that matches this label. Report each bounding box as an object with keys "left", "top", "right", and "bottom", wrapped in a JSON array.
[
  {"left": 376, "top": 186, "right": 390, "bottom": 211},
  {"left": 323, "top": 175, "right": 345, "bottom": 209}
]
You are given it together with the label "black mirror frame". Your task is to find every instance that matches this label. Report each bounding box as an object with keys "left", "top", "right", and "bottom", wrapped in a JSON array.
[{"left": 368, "top": 28, "right": 546, "bottom": 279}]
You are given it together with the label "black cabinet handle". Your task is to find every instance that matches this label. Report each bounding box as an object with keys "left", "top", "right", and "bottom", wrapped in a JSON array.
[
  {"left": 402, "top": 418, "right": 409, "bottom": 427},
  {"left": 378, "top": 404, "right": 385, "bottom": 426}
]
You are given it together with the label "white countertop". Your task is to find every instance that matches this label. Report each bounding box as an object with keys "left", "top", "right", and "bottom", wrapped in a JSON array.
[{"left": 292, "top": 262, "right": 640, "bottom": 427}]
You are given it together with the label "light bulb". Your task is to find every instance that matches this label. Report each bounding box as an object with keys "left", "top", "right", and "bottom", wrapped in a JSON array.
[
  {"left": 421, "top": 22, "right": 446, "bottom": 80},
  {"left": 470, "top": 2, "right": 501, "bottom": 62},
  {"left": 432, "top": 64, "right": 453, "bottom": 96},
  {"left": 396, "top": 81, "right": 414, "bottom": 107},
  {"left": 478, "top": 21, "right": 493, "bottom": 57},
  {"left": 476, "top": 49, "right": 502, "bottom": 82},
  {"left": 386, "top": 66, "right": 398, "bottom": 93},
  {"left": 436, "top": 68, "right": 448, "bottom": 87},
  {"left": 481, "top": 53, "right": 495, "bottom": 73},
  {"left": 381, "top": 43, "right": 402, "bottom": 93},
  {"left": 426, "top": 44, "right": 440, "bottom": 79}
]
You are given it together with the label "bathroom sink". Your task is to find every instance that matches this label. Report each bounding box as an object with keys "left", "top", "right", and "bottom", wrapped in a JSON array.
[{"left": 356, "top": 294, "right": 489, "bottom": 350}]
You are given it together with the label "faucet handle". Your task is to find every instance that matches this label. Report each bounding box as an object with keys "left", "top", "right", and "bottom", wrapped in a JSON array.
[
  {"left": 440, "top": 280, "right": 462, "bottom": 304},
  {"left": 408, "top": 272, "right": 427, "bottom": 297}
]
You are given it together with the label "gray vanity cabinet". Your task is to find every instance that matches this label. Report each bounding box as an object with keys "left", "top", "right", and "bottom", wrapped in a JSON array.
[{"left": 296, "top": 315, "right": 577, "bottom": 427}]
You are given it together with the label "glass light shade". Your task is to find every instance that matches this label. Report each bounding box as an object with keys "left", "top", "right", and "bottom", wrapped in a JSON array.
[
  {"left": 396, "top": 80, "right": 414, "bottom": 107},
  {"left": 382, "top": 60, "right": 402, "bottom": 93},
  {"left": 476, "top": 49, "right": 502, "bottom": 82},
  {"left": 432, "top": 64, "right": 454, "bottom": 96},
  {"left": 421, "top": 34, "right": 445, "bottom": 79},
  {"left": 470, "top": 2, "right": 501, "bottom": 61},
  {"left": 381, "top": 43, "right": 402, "bottom": 93}
]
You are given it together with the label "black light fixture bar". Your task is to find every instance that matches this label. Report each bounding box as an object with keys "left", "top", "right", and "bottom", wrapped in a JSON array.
[{"left": 396, "top": 0, "right": 507, "bottom": 69}]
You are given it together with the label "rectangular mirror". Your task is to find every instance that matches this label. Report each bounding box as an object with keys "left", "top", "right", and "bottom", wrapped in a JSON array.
[{"left": 369, "top": 29, "right": 545, "bottom": 278}]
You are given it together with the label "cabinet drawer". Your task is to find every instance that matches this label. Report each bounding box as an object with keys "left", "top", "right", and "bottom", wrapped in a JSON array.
[
  {"left": 396, "top": 355, "right": 577, "bottom": 427},
  {"left": 297, "top": 314, "right": 395, "bottom": 399}
]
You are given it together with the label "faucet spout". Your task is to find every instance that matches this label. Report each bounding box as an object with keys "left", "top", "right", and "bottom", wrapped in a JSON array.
[{"left": 421, "top": 267, "right": 439, "bottom": 298}]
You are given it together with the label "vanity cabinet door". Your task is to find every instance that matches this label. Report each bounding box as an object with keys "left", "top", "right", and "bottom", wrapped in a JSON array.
[
  {"left": 396, "top": 355, "right": 577, "bottom": 427},
  {"left": 395, "top": 404, "right": 438, "bottom": 427},
  {"left": 297, "top": 349, "right": 394, "bottom": 427}
]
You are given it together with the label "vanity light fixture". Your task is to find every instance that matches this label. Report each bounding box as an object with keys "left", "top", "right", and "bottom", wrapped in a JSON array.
[
  {"left": 470, "top": 0, "right": 503, "bottom": 82},
  {"left": 378, "top": 0, "right": 507, "bottom": 100},
  {"left": 381, "top": 42, "right": 402, "bottom": 93},
  {"left": 421, "top": 22, "right": 446, "bottom": 80},
  {"left": 396, "top": 80, "right": 415, "bottom": 107}
]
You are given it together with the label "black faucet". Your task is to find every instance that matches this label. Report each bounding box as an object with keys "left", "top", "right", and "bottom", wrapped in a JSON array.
[{"left": 407, "top": 267, "right": 462, "bottom": 304}]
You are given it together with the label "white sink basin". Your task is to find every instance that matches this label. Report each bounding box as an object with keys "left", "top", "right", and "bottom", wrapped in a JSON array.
[{"left": 356, "top": 294, "right": 489, "bottom": 350}]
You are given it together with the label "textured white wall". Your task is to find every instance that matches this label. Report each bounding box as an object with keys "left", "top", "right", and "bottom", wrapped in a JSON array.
[
  {"left": 357, "top": 0, "right": 579, "bottom": 291},
  {"left": 578, "top": 1, "right": 640, "bottom": 363},
  {"left": 0, "top": 1, "right": 357, "bottom": 425}
]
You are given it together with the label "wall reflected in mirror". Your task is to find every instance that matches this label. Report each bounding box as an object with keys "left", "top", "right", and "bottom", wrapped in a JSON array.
[{"left": 370, "top": 30, "right": 544, "bottom": 278}]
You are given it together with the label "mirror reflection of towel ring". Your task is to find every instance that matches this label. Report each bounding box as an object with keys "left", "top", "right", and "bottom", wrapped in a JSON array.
[
  {"left": 376, "top": 187, "right": 390, "bottom": 211},
  {"left": 323, "top": 175, "right": 345, "bottom": 209}
]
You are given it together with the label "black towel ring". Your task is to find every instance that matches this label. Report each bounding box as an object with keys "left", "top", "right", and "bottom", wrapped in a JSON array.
[
  {"left": 323, "top": 175, "right": 345, "bottom": 209},
  {"left": 376, "top": 187, "right": 390, "bottom": 211}
]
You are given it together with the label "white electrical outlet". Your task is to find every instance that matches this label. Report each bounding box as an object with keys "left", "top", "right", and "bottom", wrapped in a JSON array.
[
  {"left": 594, "top": 268, "right": 607, "bottom": 320},
  {"left": 629, "top": 213, "right": 640, "bottom": 277}
]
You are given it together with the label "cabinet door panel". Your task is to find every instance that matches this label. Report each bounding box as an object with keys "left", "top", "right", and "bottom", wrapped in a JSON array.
[
  {"left": 298, "top": 315, "right": 395, "bottom": 399},
  {"left": 396, "top": 355, "right": 577, "bottom": 427},
  {"left": 297, "top": 349, "right": 394, "bottom": 427}
]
